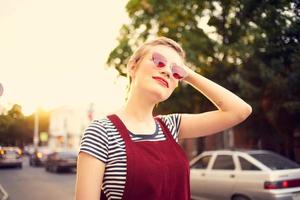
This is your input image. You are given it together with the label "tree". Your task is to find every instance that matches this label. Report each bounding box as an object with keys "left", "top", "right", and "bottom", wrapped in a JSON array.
[
  {"left": 0, "top": 104, "right": 28, "bottom": 146},
  {"left": 107, "top": 0, "right": 300, "bottom": 159},
  {"left": 0, "top": 105, "right": 50, "bottom": 147}
]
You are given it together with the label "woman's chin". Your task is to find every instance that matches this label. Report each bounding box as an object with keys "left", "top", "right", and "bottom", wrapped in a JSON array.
[
  {"left": 137, "top": 84, "right": 173, "bottom": 103},
  {"left": 151, "top": 89, "right": 172, "bottom": 103}
]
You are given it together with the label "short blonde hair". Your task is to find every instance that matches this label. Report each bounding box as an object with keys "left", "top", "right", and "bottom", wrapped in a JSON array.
[
  {"left": 128, "top": 37, "right": 185, "bottom": 68},
  {"left": 127, "top": 37, "right": 185, "bottom": 87}
]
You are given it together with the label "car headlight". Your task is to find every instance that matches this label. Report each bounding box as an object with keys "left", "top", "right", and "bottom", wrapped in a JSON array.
[{"left": 37, "top": 152, "right": 43, "bottom": 158}]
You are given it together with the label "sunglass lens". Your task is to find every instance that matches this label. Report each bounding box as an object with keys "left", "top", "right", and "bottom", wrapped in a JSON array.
[
  {"left": 157, "top": 61, "right": 165, "bottom": 68},
  {"left": 173, "top": 73, "right": 184, "bottom": 80},
  {"left": 172, "top": 64, "right": 187, "bottom": 80},
  {"left": 153, "top": 53, "right": 166, "bottom": 68}
]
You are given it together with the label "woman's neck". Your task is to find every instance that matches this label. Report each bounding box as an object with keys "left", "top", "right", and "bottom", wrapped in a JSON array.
[
  {"left": 122, "top": 94, "right": 155, "bottom": 122},
  {"left": 115, "top": 90, "right": 157, "bottom": 133}
]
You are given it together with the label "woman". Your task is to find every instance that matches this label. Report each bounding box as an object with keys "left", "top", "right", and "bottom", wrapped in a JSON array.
[{"left": 75, "top": 37, "right": 252, "bottom": 200}]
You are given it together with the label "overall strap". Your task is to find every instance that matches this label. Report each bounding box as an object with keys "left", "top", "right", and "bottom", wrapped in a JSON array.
[
  {"left": 100, "top": 114, "right": 129, "bottom": 200},
  {"left": 107, "top": 114, "right": 131, "bottom": 142},
  {"left": 154, "top": 117, "right": 174, "bottom": 141},
  {"left": 106, "top": 114, "right": 135, "bottom": 200}
]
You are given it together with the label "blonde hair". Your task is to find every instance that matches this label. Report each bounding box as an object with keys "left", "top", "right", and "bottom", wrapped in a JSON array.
[{"left": 127, "top": 37, "right": 185, "bottom": 87}]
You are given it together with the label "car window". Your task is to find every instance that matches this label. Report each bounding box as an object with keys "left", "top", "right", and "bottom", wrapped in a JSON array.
[
  {"left": 2, "top": 150, "right": 19, "bottom": 158},
  {"left": 249, "top": 152, "right": 300, "bottom": 170},
  {"left": 212, "top": 155, "right": 235, "bottom": 170},
  {"left": 191, "top": 155, "right": 212, "bottom": 169},
  {"left": 59, "top": 152, "right": 77, "bottom": 159},
  {"left": 238, "top": 156, "right": 261, "bottom": 171},
  {"left": 4, "top": 150, "right": 18, "bottom": 155},
  {"left": 49, "top": 153, "right": 58, "bottom": 160}
]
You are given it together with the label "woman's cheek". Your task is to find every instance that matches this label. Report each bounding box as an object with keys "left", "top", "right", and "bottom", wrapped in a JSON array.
[{"left": 170, "top": 80, "right": 179, "bottom": 90}]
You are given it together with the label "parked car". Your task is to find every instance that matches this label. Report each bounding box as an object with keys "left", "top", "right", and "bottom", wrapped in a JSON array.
[
  {"left": 0, "top": 146, "right": 23, "bottom": 168},
  {"left": 29, "top": 146, "right": 53, "bottom": 167},
  {"left": 190, "top": 149, "right": 300, "bottom": 200},
  {"left": 45, "top": 150, "right": 77, "bottom": 173}
]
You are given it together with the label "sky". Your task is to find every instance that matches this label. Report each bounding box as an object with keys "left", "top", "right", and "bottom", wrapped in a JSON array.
[{"left": 0, "top": 0, "right": 129, "bottom": 115}]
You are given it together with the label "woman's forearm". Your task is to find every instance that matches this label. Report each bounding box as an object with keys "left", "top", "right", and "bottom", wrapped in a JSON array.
[{"left": 184, "top": 70, "right": 252, "bottom": 120}]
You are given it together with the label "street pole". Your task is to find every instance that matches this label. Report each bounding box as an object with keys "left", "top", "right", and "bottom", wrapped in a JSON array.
[
  {"left": 33, "top": 108, "right": 39, "bottom": 148},
  {"left": 0, "top": 83, "right": 3, "bottom": 97},
  {"left": 0, "top": 83, "right": 3, "bottom": 115}
]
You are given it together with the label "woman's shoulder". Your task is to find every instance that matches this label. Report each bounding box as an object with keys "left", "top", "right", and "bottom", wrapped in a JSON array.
[
  {"left": 88, "top": 115, "right": 123, "bottom": 135},
  {"left": 93, "top": 116, "right": 112, "bottom": 126},
  {"left": 155, "top": 113, "right": 182, "bottom": 141},
  {"left": 84, "top": 117, "right": 112, "bottom": 135},
  {"left": 80, "top": 117, "right": 111, "bottom": 163}
]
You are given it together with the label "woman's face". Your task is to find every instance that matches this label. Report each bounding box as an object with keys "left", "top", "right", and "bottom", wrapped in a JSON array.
[{"left": 129, "top": 45, "right": 185, "bottom": 102}]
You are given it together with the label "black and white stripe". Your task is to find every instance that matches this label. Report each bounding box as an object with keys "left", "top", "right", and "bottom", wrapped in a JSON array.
[{"left": 79, "top": 114, "right": 181, "bottom": 200}]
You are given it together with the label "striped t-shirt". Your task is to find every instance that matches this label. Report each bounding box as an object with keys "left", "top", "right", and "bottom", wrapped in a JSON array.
[{"left": 79, "top": 114, "right": 181, "bottom": 200}]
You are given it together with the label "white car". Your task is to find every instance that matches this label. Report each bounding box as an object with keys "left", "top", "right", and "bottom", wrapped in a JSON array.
[
  {"left": 190, "top": 150, "right": 300, "bottom": 200},
  {"left": 0, "top": 146, "right": 23, "bottom": 168}
]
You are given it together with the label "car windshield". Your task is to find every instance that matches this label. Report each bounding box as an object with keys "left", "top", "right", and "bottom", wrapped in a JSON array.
[
  {"left": 249, "top": 152, "right": 300, "bottom": 170},
  {"left": 5, "top": 150, "right": 17, "bottom": 155}
]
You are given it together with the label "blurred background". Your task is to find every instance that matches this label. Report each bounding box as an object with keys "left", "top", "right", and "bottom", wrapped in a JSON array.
[{"left": 0, "top": 0, "right": 299, "bottom": 200}]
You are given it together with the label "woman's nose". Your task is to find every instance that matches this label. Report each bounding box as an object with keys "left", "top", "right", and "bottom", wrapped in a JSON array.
[{"left": 159, "top": 64, "right": 172, "bottom": 78}]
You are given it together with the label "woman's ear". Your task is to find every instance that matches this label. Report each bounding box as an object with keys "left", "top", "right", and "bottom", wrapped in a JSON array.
[{"left": 127, "top": 59, "right": 137, "bottom": 78}]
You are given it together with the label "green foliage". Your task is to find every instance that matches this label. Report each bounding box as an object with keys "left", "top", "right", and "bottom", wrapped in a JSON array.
[
  {"left": 107, "top": 0, "right": 300, "bottom": 158},
  {"left": 0, "top": 105, "right": 49, "bottom": 147}
]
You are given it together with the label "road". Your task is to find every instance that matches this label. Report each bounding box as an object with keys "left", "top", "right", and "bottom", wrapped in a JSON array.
[{"left": 0, "top": 156, "right": 76, "bottom": 200}]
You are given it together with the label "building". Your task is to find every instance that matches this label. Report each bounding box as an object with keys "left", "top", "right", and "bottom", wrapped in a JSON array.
[{"left": 48, "top": 104, "right": 106, "bottom": 151}]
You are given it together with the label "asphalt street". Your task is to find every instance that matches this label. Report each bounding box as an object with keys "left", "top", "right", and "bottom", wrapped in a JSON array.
[{"left": 0, "top": 156, "right": 76, "bottom": 200}]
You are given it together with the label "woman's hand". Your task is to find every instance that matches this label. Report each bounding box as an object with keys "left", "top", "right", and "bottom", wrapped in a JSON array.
[{"left": 181, "top": 63, "right": 195, "bottom": 82}]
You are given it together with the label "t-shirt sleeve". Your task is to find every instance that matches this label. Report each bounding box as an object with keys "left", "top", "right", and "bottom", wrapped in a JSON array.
[
  {"left": 159, "top": 113, "right": 182, "bottom": 142},
  {"left": 79, "top": 120, "right": 108, "bottom": 164}
]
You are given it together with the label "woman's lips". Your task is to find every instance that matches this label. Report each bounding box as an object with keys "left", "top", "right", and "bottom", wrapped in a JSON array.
[{"left": 152, "top": 76, "right": 169, "bottom": 88}]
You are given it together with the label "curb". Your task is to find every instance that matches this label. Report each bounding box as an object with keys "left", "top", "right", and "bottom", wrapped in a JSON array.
[{"left": 0, "top": 184, "right": 8, "bottom": 200}]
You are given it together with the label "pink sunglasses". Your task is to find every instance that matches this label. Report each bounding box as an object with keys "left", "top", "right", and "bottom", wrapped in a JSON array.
[{"left": 152, "top": 52, "right": 187, "bottom": 80}]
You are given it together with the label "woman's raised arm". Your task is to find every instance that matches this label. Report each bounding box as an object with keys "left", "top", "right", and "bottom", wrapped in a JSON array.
[{"left": 179, "top": 69, "right": 252, "bottom": 139}]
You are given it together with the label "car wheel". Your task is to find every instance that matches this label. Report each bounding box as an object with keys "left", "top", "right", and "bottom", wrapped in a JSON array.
[
  {"left": 232, "top": 194, "right": 251, "bottom": 200},
  {"left": 46, "top": 165, "right": 54, "bottom": 172},
  {"left": 52, "top": 165, "right": 59, "bottom": 173},
  {"left": 49, "top": 165, "right": 54, "bottom": 172}
]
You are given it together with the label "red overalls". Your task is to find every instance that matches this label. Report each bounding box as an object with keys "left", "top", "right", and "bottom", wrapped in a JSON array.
[{"left": 100, "top": 114, "right": 190, "bottom": 200}]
